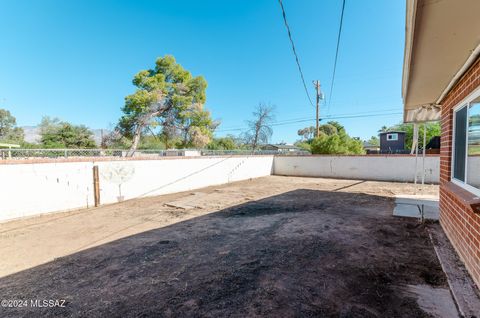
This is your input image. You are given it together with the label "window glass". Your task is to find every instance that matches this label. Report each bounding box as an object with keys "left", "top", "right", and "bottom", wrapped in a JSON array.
[
  {"left": 467, "top": 99, "right": 480, "bottom": 189},
  {"left": 453, "top": 106, "right": 467, "bottom": 181}
]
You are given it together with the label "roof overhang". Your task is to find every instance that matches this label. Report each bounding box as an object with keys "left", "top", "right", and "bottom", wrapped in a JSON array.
[{"left": 402, "top": 0, "right": 480, "bottom": 123}]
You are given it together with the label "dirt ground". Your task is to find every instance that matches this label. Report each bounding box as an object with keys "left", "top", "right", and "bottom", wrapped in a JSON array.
[{"left": 0, "top": 176, "right": 449, "bottom": 317}]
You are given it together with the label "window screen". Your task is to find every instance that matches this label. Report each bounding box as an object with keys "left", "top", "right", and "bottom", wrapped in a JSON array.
[{"left": 453, "top": 106, "right": 467, "bottom": 181}]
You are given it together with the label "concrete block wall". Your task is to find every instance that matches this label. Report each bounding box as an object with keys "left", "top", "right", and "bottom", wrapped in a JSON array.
[
  {"left": 0, "top": 161, "right": 95, "bottom": 221},
  {"left": 273, "top": 155, "right": 440, "bottom": 183},
  {"left": 96, "top": 156, "right": 274, "bottom": 204},
  {"left": 0, "top": 156, "right": 274, "bottom": 222},
  {"left": 0, "top": 154, "right": 441, "bottom": 223}
]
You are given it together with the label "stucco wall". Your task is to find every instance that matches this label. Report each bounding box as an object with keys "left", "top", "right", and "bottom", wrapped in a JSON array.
[
  {"left": 0, "top": 154, "right": 442, "bottom": 223},
  {"left": 96, "top": 156, "right": 274, "bottom": 204},
  {"left": 0, "top": 156, "right": 274, "bottom": 222},
  {"left": 0, "top": 161, "right": 95, "bottom": 221},
  {"left": 273, "top": 155, "right": 440, "bottom": 183}
]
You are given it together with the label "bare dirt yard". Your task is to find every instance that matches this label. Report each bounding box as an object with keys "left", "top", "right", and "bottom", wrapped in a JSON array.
[{"left": 0, "top": 176, "right": 453, "bottom": 317}]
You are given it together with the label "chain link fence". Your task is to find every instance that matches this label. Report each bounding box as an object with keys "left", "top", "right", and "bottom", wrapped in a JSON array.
[{"left": 0, "top": 148, "right": 310, "bottom": 160}]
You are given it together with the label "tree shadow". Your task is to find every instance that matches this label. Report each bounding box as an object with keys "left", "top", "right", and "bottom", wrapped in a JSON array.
[{"left": 0, "top": 189, "right": 445, "bottom": 318}]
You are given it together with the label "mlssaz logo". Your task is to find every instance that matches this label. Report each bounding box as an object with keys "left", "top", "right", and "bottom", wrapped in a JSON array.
[{"left": 30, "top": 299, "right": 66, "bottom": 308}]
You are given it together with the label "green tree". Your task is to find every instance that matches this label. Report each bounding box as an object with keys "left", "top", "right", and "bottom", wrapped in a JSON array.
[
  {"left": 297, "top": 126, "right": 315, "bottom": 141},
  {"left": 366, "top": 136, "right": 379, "bottom": 146},
  {"left": 294, "top": 141, "right": 311, "bottom": 152},
  {"left": 299, "top": 121, "right": 364, "bottom": 155},
  {"left": 207, "top": 136, "right": 238, "bottom": 150},
  {"left": 40, "top": 117, "right": 96, "bottom": 148},
  {"left": 0, "top": 109, "right": 24, "bottom": 143},
  {"left": 178, "top": 103, "right": 218, "bottom": 148},
  {"left": 311, "top": 134, "right": 342, "bottom": 154},
  {"left": 117, "top": 55, "right": 215, "bottom": 155},
  {"left": 310, "top": 133, "right": 363, "bottom": 155},
  {"left": 325, "top": 121, "right": 344, "bottom": 134},
  {"left": 319, "top": 123, "right": 338, "bottom": 136},
  {"left": 378, "top": 125, "right": 389, "bottom": 133},
  {"left": 138, "top": 135, "right": 166, "bottom": 150},
  {"left": 297, "top": 122, "right": 339, "bottom": 143}
]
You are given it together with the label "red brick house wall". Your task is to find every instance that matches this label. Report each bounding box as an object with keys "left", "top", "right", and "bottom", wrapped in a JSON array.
[{"left": 439, "top": 56, "right": 480, "bottom": 287}]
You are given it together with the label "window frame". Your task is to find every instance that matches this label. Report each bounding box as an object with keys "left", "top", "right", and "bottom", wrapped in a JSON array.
[
  {"left": 386, "top": 133, "right": 398, "bottom": 141},
  {"left": 451, "top": 86, "right": 480, "bottom": 197}
]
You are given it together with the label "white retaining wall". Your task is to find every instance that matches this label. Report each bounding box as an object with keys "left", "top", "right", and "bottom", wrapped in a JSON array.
[
  {"left": 0, "top": 161, "right": 95, "bottom": 222},
  {"left": 273, "top": 155, "right": 440, "bottom": 183},
  {"left": 0, "top": 155, "right": 442, "bottom": 223},
  {"left": 0, "top": 156, "right": 274, "bottom": 222},
  {"left": 96, "top": 156, "right": 274, "bottom": 205}
]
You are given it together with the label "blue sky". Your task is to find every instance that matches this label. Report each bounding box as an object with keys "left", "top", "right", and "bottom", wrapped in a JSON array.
[{"left": 0, "top": 0, "right": 405, "bottom": 143}]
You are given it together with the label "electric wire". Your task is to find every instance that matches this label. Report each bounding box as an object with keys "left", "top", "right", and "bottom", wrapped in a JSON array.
[
  {"left": 277, "top": 0, "right": 315, "bottom": 108},
  {"left": 327, "top": 0, "right": 346, "bottom": 114},
  {"left": 216, "top": 110, "right": 402, "bottom": 132}
]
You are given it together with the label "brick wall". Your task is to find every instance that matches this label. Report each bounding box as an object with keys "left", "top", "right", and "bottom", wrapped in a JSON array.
[{"left": 439, "top": 56, "right": 480, "bottom": 287}]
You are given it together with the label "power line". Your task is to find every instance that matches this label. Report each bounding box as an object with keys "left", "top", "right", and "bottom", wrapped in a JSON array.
[
  {"left": 218, "top": 107, "right": 401, "bottom": 132},
  {"left": 327, "top": 0, "right": 346, "bottom": 113},
  {"left": 271, "top": 111, "right": 402, "bottom": 126},
  {"left": 227, "top": 108, "right": 401, "bottom": 127},
  {"left": 277, "top": 0, "right": 315, "bottom": 108},
  {"left": 216, "top": 111, "right": 402, "bottom": 132}
]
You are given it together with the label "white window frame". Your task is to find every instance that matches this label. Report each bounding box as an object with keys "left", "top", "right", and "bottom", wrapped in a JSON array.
[
  {"left": 386, "top": 133, "right": 398, "bottom": 141},
  {"left": 451, "top": 85, "right": 480, "bottom": 197}
]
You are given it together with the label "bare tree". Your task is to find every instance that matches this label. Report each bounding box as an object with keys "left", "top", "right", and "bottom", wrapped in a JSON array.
[{"left": 245, "top": 103, "right": 275, "bottom": 150}]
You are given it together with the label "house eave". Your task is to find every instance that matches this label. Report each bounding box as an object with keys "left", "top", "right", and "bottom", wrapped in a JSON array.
[{"left": 401, "top": 0, "right": 480, "bottom": 123}]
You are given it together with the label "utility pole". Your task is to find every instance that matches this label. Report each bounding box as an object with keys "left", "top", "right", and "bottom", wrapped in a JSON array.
[{"left": 313, "top": 80, "right": 322, "bottom": 137}]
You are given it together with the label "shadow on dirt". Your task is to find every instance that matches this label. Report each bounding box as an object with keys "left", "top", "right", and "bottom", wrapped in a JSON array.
[{"left": 0, "top": 189, "right": 446, "bottom": 317}]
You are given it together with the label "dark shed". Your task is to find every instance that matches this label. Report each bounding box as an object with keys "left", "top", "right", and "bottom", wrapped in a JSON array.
[{"left": 379, "top": 131, "right": 406, "bottom": 153}]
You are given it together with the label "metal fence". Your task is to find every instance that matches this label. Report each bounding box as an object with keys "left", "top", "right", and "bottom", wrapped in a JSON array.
[{"left": 0, "top": 148, "right": 310, "bottom": 160}]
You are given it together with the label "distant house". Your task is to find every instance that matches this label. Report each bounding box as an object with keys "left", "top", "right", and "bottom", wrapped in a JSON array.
[
  {"left": 363, "top": 141, "right": 380, "bottom": 154},
  {"left": 379, "top": 131, "right": 406, "bottom": 153},
  {"left": 262, "top": 144, "right": 300, "bottom": 152}
]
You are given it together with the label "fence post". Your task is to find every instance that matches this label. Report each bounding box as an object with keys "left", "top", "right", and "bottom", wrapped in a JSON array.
[{"left": 93, "top": 165, "right": 100, "bottom": 207}]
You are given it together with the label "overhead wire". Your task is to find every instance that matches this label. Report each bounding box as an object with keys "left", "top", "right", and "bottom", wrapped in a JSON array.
[
  {"left": 229, "top": 1, "right": 394, "bottom": 137},
  {"left": 277, "top": 0, "right": 315, "bottom": 108},
  {"left": 327, "top": 0, "right": 346, "bottom": 114},
  {"left": 216, "top": 110, "right": 402, "bottom": 132}
]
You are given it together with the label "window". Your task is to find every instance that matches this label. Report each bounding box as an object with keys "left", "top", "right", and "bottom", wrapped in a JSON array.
[
  {"left": 386, "top": 133, "right": 398, "bottom": 141},
  {"left": 452, "top": 92, "right": 480, "bottom": 196}
]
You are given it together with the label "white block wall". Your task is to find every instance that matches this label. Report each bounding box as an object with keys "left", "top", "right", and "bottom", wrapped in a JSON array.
[
  {"left": 0, "top": 155, "right": 441, "bottom": 222},
  {"left": 0, "top": 156, "right": 274, "bottom": 222},
  {"left": 273, "top": 155, "right": 440, "bottom": 183},
  {"left": 0, "top": 161, "right": 95, "bottom": 221},
  {"left": 97, "top": 156, "right": 274, "bottom": 204}
]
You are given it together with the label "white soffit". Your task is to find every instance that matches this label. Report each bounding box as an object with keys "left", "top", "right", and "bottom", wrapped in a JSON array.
[{"left": 402, "top": 0, "right": 480, "bottom": 123}]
